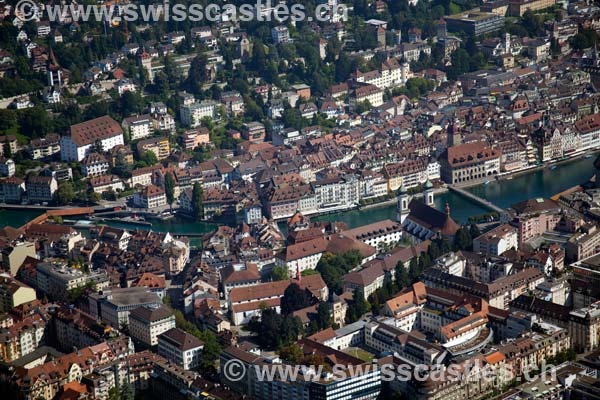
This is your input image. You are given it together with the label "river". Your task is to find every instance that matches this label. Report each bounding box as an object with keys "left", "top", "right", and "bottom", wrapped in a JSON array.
[
  {"left": 0, "top": 156, "right": 596, "bottom": 233},
  {"left": 314, "top": 155, "right": 597, "bottom": 227}
]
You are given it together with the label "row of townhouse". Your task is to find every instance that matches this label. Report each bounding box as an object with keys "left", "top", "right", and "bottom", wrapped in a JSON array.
[
  {"left": 266, "top": 172, "right": 391, "bottom": 220},
  {"left": 382, "top": 158, "right": 440, "bottom": 192},
  {"left": 0, "top": 175, "right": 58, "bottom": 203}
]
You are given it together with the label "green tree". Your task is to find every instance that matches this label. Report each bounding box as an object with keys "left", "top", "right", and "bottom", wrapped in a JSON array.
[
  {"left": 185, "top": 54, "right": 208, "bottom": 95},
  {"left": 522, "top": 10, "right": 545, "bottom": 37},
  {"left": 248, "top": 308, "right": 304, "bottom": 349},
  {"left": 346, "top": 289, "right": 369, "bottom": 324},
  {"left": 279, "top": 343, "right": 303, "bottom": 363},
  {"left": 67, "top": 281, "right": 96, "bottom": 304},
  {"left": 120, "top": 90, "right": 144, "bottom": 117},
  {"left": 418, "top": 252, "right": 432, "bottom": 271},
  {"left": 54, "top": 181, "right": 75, "bottom": 205},
  {"left": 408, "top": 258, "right": 421, "bottom": 281},
  {"left": 316, "top": 302, "right": 332, "bottom": 330},
  {"left": 447, "top": 48, "right": 471, "bottom": 80},
  {"left": 271, "top": 265, "right": 289, "bottom": 281},
  {"left": 119, "top": 383, "right": 134, "bottom": 400},
  {"left": 316, "top": 250, "right": 362, "bottom": 294},
  {"left": 355, "top": 100, "right": 372, "bottom": 114},
  {"left": 108, "top": 387, "right": 119, "bottom": 400},
  {"left": 152, "top": 71, "right": 170, "bottom": 100},
  {"left": 18, "top": 107, "right": 51, "bottom": 138},
  {"left": 198, "top": 330, "right": 221, "bottom": 374},
  {"left": 394, "top": 262, "right": 410, "bottom": 291},
  {"left": 192, "top": 181, "right": 204, "bottom": 220},
  {"left": 281, "top": 283, "right": 313, "bottom": 314},
  {"left": 251, "top": 40, "right": 267, "bottom": 71},
  {"left": 282, "top": 106, "right": 305, "bottom": 129},
  {"left": 453, "top": 227, "right": 473, "bottom": 251},
  {"left": 139, "top": 150, "right": 158, "bottom": 166},
  {"left": 165, "top": 172, "right": 175, "bottom": 208},
  {"left": 570, "top": 28, "right": 599, "bottom": 51},
  {"left": 0, "top": 110, "right": 17, "bottom": 134},
  {"left": 88, "top": 191, "right": 101, "bottom": 204}
]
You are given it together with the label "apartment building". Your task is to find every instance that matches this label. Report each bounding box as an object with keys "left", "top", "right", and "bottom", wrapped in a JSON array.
[
  {"left": 0, "top": 158, "right": 15, "bottom": 177},
  {"left": 36, "top": 262, "right": 109, "bottom": 301},
  {"left": 129, "top": 305, "right": 176, "bottom": 347},
  {"left": 354, "top": 58, "right": 411, "bottom": 90},
  {"left": 343, "top": 219, "right": 403, "bottom": 249},
  {"left": 0, "top": 275, "right": 36, "bottom": 312},
  {"left": 220, "top": 91, "right": 245, "bottom": 116},
  {"left": 1, "top": 241, "right": 36, "bottom": 275},
  {"left": 271, "top": 26, "right": 290, "bottom": 44},
  {"left": 383, "top": 158, "right": 429, "bottom": 191},
  {"left": 181, "top": 128, "right": 210, "bottom": 150},
  {"left": 508, "top": 0, "right": 555, "bottom": 16},
  {"left": 220, "top": 341, "right": 381, "bottom": 400},
  {"left": 0, "top": 176, "right": 25, "bottom": 202},
  {"left": 136, "top": 136, "right": 170, "bottom": 160},
  {"left": 26, "top": 175, "right": 57, "bottom": 202},
  {"left": 473, "top": 224, "right": 519, "bottom": 256},
  {"left": 241, "top": 121, "right": 266, "bottom": 142},
  {"left": 89, "top": 175, "right": 125, "bottom": 194},
  {"left": 0, "top": 313, "right": 46, "bottom": 362},
  {"left": 510, "top": 198, "right": 562, "bottom": 245},
  {"left": 0, "top": 135, "right": 18, "bottom": 156},
  {"left": 122, "top": 114, "right": 154, "bottom": 141},
  {"left": 60, "top": 116, "right": 125, "bottom": 162},
  {"left": 343, "top": 265, "right": 385, "bottom": 300},
  {"left": 180, "top": 100, "right": 218, "bottom": 127},
  {"left": 157, "top": 328, "right": 204, "bottom": 370},
  {"left": 88, "top": 287, "right": 163, "bottom": 328},
  {"left": 575, "top": 114, "right": 600, "bottom": 151},
  {"left": 569, "top": 301, "right": 600, "bottom": 352},
  {"left": 445, "top": 9, "right": 505, "bottom": 35},
  {"left": 12, "top": 341, "right": 131, "bottom": 400},
  {"left": 566, "top": 225, "right": 600, "bottom": 262},
  {"left": 422, "top": 267, "right": 544, "bottom": 309},
  {"left": 54, "top": 307, "right": 127, "bottom": 352},
  {"left": 311, "top": 174, "right": 360, "bottom": 210},
  {"left": 81, "top": 152, "right": 110, "bottom": 177},
  {"left": 350, "top": 84, "right": 384, "bottom": 110},
  {"left": 133, "top": 184, "right": 167, "bottom": 209}
]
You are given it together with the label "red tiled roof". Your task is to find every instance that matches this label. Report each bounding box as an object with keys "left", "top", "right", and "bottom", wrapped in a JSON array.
[{"left": 70, "top": 116, "right": 123, "bottom": 146}]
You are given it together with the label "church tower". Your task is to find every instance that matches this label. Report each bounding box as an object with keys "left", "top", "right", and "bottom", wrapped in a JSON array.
[
  {"left": 396, "top": 184, "right": 410, "bottom": 224},
  {"left": 424, "top": 180, "right": 434, "bottom": 207},
  {"left": 47, "top": 47, "right": 62, "bottom": 88},
  {"left": 447, "top": 119, "right": 461, "bottom": 147},
  {"left": 137, "top": 49, "right": 153, "bottom": 80},
  {"left": 503, "top": 32, "right": 511, "bottom": 54}
]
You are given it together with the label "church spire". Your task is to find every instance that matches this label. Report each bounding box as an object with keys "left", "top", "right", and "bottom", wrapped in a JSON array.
[{"left": 47, "top": 46, "right": 63, "bottom": 88}]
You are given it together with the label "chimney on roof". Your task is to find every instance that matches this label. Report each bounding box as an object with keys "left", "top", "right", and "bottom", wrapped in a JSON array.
[{"left": 445, "top": 202, "right": 451, "bottom": 216}]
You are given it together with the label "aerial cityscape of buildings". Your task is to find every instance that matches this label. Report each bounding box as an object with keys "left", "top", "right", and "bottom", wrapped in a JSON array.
[{"left": 1, "top": 0, "right": 600, "bottom": 399}]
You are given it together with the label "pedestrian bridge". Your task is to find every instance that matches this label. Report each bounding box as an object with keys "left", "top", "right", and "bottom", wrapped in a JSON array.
[{"left": 448, "top": 185, "right": 506, "bottom": 216}]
